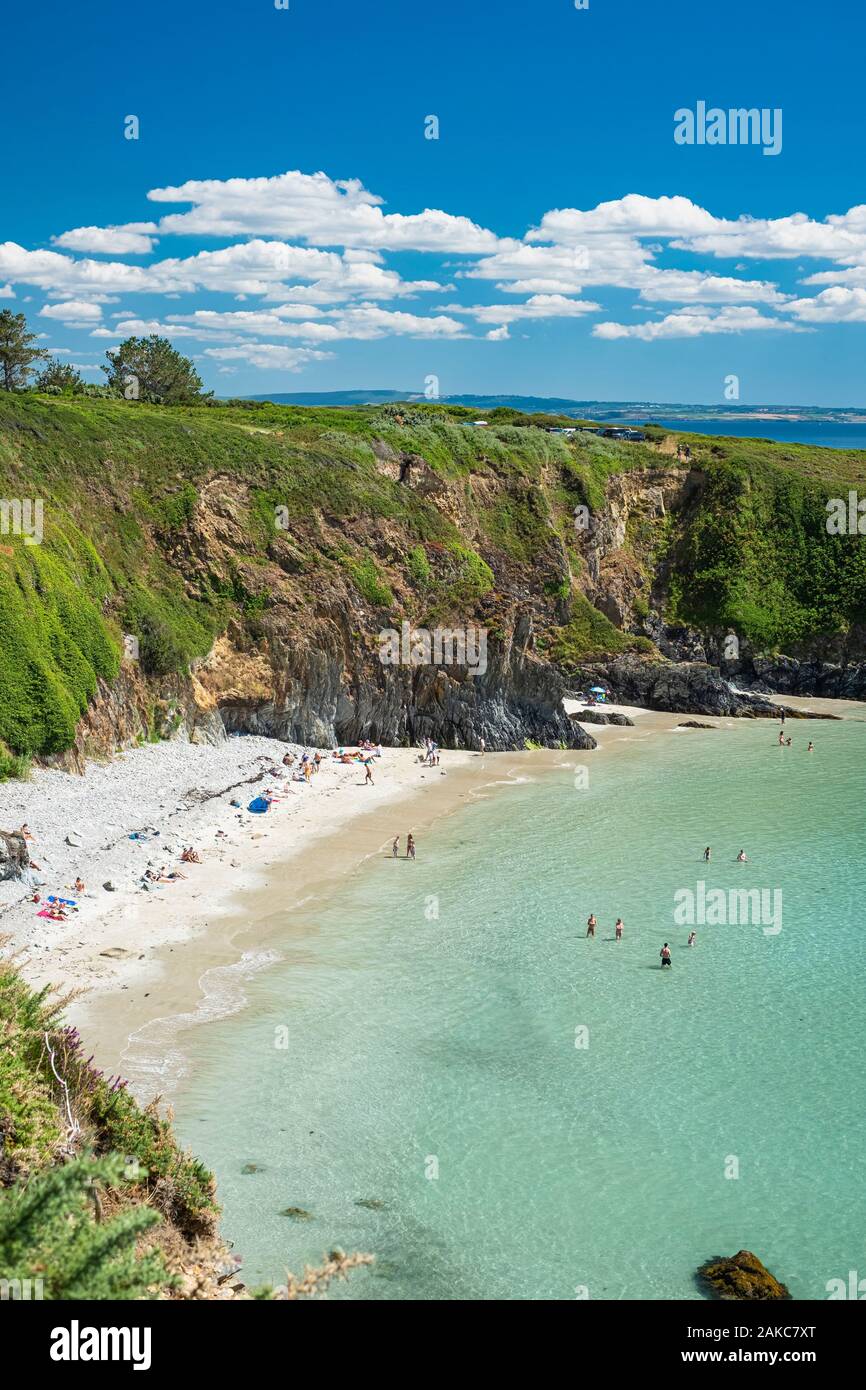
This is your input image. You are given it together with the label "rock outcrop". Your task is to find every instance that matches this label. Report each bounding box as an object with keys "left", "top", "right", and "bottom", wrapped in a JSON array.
[
  {"left": 576, "top": 656, "right": 780, "bottom": 718},
  {"left": 0, "top": 830, "right": 29, "bottom": 881},
  {"left": 698, "top": 1250, "right": 790, "bottom": 1301}
]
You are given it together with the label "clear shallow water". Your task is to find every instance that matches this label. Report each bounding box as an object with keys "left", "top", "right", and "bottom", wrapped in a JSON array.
[{"left": 175, "top": 718, "right": 866, "bottom": 1299}]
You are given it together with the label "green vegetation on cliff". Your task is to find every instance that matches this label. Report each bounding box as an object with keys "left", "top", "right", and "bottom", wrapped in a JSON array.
[
  {"left": 0, "top": 393, "right": 864, "bottom": 763},
  {"left": 0, "top": 954, "right": 217, "bottom": 1298}
]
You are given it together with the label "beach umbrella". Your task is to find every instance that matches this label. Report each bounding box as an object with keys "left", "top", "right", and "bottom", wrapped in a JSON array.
[{"left": 590, "top": 686, "right": 606, "bottom": 693}]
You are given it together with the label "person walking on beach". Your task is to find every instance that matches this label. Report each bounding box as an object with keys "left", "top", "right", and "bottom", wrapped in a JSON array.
[
  {"left": 406, "top": 834, "right": 416, "bottom": 860},
  {"left": 479, "top": 737, "right": 485, "bottom": 755},
  {"left": 365, "top": 759, "right": 374, "bottom": 786},
  {"left": 586, "top": 913, "right": 597, "bottom": 938},
  {"left": 703, "top": 846, "right": 711, "bottom": 862},
  {"left": 660, "top": 943, "right": 672, "bottom": 968},
  {"left": 392, "top": 835, "right": 400, "bottom": 858},
  {"left": 615, "top": 917, "right": 623, "bottom": 941}
]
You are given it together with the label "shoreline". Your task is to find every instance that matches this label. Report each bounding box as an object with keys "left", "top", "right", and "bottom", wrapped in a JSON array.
[{"left": 5, "top": 693, "right": 856, "bottom": 1093}]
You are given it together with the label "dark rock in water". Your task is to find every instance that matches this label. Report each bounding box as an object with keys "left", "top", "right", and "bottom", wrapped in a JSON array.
[
  {"left": 698, "top": 1250, "right": 790, "bottom": 1300},
  {"left": 280, "top": 1206, "right": 313, "bottom": 1220},
  {"left": 679, "top": 720, "right": 716, "bottom": 729},
  {"left": 606, "top": 712, "right": 634, "bottom": 726},
  {"left": 354, "top": 1197, "right": 386, "bottom": 1211},
  {"left": 241, "top": 1163, "right": 263, "bottom": 1174},
  {"left": 570, "top": 709, "right": 609, "bottom": 725}
]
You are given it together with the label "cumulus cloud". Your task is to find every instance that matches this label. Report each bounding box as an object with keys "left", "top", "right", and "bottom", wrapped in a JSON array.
[
  {"left": 167, "top": 303, "right": 466, "bottom": 342},
  {"left": 203, "top": 344, "right": 334, "bottom": 371},
  {"left": 450, "top": 294, "right": 601, "bottom": 324},
  {"left": 593, "top": 306, "right": 805, "bottom": 341},
  {"left": 1, "top": 173, "right": 863, "bottom": 371},
  {"left": 53, "top": 223, "right": 159, "bottom": 255},
  {"left": 785, "top": 287, "right": 866, "bottom": 322},
  {"left": 147, "top": 170, "right": 511, "bottom": 254},
  {"left": 39, "top": 299, "right": 104, "bottom": 323},
  {"left": 529, "top": 194, "right": 728, "bottom": 242}
]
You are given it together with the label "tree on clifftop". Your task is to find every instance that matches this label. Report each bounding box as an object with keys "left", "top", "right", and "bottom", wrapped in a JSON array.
[
  {"left": 103, "top": 334, "right": 209, "bottom": 405},
  {"left": 0, "top": 309, "right": 46, "bottom": 391},
  {"left": 36, "top": 357, "right": 85, "bottom": 394}
]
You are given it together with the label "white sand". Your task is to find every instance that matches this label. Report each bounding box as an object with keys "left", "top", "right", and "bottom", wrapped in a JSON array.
[{"left": 0, "top": 736, "right": 475, "bottom": 1017}]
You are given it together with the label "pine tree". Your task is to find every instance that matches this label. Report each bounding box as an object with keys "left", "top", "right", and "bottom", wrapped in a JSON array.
[{"left": 0, "top": 309, "right": 46, "bottom": 391}]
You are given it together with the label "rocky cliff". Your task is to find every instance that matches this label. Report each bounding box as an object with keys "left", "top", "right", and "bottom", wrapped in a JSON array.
[{"left": 1, "top": 395, "right": 864, "bottom": 768}]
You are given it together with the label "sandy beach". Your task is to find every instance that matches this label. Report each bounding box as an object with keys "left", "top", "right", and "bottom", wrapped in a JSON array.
[{"left": 1, "top": 695, "right": 813, "bottom": 1090}]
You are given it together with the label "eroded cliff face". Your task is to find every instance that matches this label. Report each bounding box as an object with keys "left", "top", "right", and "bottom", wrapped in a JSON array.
[
  {"left": 48, "top": 442, "right": 863, "bottom": 766},
  {"left": 55, "top": 457, "right": 595, "bottom": 761},
  {"left": 577, "top": 467, "right": 704, "bottom": 628},
  {"left": 570, "top": 464, "right": 866, "bottom": 709}
]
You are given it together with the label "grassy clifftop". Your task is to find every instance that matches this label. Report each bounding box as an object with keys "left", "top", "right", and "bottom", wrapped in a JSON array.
[{"left": 1, "top": 393, "right": 865, "bottom": 763}]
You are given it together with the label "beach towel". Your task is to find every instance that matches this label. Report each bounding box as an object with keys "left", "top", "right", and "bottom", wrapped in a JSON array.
[
  {"left": 48, "top": 895, "right": 77, "bottom": 906},
  {"left": 248, "top": 796, "right": 270, "bottom": 814},
  {"left": 37, "top": 909, "right": 66, "bottom": 920}
]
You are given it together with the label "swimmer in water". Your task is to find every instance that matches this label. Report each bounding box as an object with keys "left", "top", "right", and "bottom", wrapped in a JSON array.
[
  {"left": 660, "top": 943, "right": 672, "bottom": 968},
  {"left": 808, "top": 741, "right": 814, "bottom": 752},
  {"left": 586, "top": 913, "right": 597, "bottom": 938},
  {"left": 736, "top": 849, "right": 748, "bottom": 862},
  {"left": 687, "top": 930, "right": 696, "bottom": 947}
]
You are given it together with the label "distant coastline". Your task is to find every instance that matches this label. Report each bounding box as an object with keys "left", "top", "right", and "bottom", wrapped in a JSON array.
[{"left": 241, "top": 391, "right": 866, "bottom": 449}]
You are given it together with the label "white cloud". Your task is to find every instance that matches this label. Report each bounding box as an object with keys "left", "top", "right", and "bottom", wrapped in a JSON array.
[
  {"left": 786, "top": 287, "right": 866, "bottom": 323},
  {"left": 168, "top": 303, "right": 466, "bottom": 341},
  {"left": 147, "top": 170, "right": 510, "bottom": 253},
  {"left": 529, "top": 194, "right": 727, "bottom": 242},
  {"left": 53, "top": 223, "right": 159, "bottom": 254},
  {"left": 0, "top": 283, "right": 14, "bottom": 298},
  {"left": 636, "top": 268, "right": 788, "bottom": 305},
  {"left": 450, "top": 293, "right": 601, "bottom": 324},
  {"left": 203, "top": 343, "right": 334, "bottom": 371},
  {"left": 39, "top": 299, "right": 104, "bottom": 323},
  {"left": 593, "top": 306, "right": 805, "bottom": 341}
]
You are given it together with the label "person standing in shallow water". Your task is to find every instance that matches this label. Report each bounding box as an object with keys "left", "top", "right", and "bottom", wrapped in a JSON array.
[
  {"left": 586, "top": 913, "right": 597, "bottom": 938},
  {"left": 615, "top": 918, "right": 623, "bottom": 941},
  {"left": 392, "top": 836, "right": 400, "bottom": 858},
  {"left": 660, "top": 943, "right": 672, "bottom": 968},
  {"left": 703, "top": 846, "right": 711, "bottom": 862},
  {"left": 406, "top": 834, "right": 416, "bottom": 860}
]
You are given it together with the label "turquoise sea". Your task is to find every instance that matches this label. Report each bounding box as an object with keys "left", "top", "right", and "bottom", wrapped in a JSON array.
[{"left": 174, "top": 716, "right": 866, "bottom": 1300}]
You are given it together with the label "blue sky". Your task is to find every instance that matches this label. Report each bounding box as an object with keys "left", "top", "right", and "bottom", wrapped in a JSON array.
[{"left": 4, "top": 0, "right": 866, "bottom": 404}]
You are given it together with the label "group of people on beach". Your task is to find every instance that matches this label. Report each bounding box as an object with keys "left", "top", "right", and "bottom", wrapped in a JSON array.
[{"left": 392, "top": 834, "right": 416, "bottom": 860}]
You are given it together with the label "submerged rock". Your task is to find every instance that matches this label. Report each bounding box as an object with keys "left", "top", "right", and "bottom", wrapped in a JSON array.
[
  {"left": 698, "top": 1250, "right": 790, "bottom": 1300},
  {"left": 241, "top": 1163, "right": 263, "bottom": 1175},
  {"left": 354, "top": 1197, "right": 386, "bottom": 1211},
  {"left": 280, "top": 1206, "right": 313, "bottom": 1220},
  {"left": 678, "top": 720, "right": 717, "bottom": 729}
]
